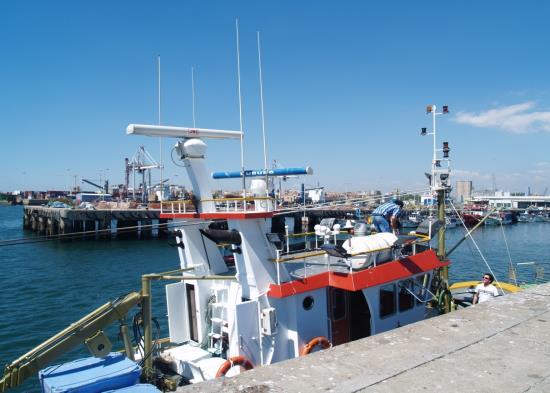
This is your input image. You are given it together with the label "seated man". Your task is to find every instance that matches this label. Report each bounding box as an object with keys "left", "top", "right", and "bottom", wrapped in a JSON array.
[
  {"left": 472, "top": 273, "right": 499, "bottom": 304},
  {"left": 371, "top": 199, "right": 404, "bottom": 235}
]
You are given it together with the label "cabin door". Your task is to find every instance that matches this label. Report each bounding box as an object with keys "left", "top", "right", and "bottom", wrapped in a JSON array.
[
  {"left": 329, "top": 288, "right": 372, "bottom": 346},
  {"left": 186, "top": 283, "right": 199, "bottom": 342},
  {"left": 329, "top": 288, "right": 350, "bottom": 345}
]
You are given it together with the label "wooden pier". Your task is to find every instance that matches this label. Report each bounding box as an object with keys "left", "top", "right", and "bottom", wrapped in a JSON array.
[{"left": 22, "top": 206, "right": 169, "bottom": 239}]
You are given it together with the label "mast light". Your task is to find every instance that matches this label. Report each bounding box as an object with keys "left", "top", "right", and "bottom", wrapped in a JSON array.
[
  {"left": 421, "top": 127, "right": 427, "bottom": 136},
  {"left": 443, "top": 141, "right": 450, "bottom": 158}
]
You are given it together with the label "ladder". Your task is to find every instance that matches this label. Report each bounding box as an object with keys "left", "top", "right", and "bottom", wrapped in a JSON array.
[{"left": 208, "top": 286, "right": 228, "bottom": 355}]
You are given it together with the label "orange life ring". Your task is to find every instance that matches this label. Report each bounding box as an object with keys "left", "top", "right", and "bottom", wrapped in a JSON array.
[
  {"left": 215, "top": 355, "right": 254, "bottom": 378},
  {"left": 300, "top": 336, "right": 332, "bottom": 356}
]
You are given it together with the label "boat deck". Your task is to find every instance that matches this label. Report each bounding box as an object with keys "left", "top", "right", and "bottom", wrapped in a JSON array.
[
  {"left": 285, "top": 258, "right": 351, "bottom": 279},
  {"left": 268, "top": 249, "right": 447, "bottom": 298}
]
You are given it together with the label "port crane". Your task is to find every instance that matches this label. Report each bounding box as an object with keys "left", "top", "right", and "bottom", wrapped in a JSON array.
[
  {"left": 125, "top": 146, "right": 160, "bottom": 202},
  {"left": 81, "top": 178, "right": 109, "bottom": 194}
]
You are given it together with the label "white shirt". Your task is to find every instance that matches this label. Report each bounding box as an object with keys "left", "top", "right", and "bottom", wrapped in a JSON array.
[{"left": 475, "top": 283, "right": 499, "bottom": 303}]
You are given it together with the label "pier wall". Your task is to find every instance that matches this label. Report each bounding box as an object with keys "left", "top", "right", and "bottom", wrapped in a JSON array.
[
  {"left": 23, "top": 206, "right": 168, "bottom": 239},
  {"left": 23, "top": 207, "right": 362, "bottom": 240},
  {"left": 181, "top": 283, "right": 550, "bottom": 392}
]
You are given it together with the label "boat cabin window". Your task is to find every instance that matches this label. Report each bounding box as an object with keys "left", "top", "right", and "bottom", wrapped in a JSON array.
[
  {"left": 379, "top": 284, "right": 396, "bottom": 318},
  {"left": 398, "top": 279, "right": 414, "bottom": 312},
  {"left": 303, "top": 296, "right": 315, "bottom": 311},
  {"left": 415, "top": 273, "right": 431, "bottom": 305}
]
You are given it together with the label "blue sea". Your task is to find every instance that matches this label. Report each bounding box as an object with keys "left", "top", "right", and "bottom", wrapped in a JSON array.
[{"left": 0, "top": 205, "right": 548, "bottom": 392}]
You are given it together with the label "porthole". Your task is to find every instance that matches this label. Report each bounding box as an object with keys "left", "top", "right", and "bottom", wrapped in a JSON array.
[{"left": 303, "top": 296, "right": 315, "bottom": 310}]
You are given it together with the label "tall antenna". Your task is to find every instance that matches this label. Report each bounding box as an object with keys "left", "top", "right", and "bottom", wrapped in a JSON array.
[
  {"left": 235, "top": 18, "right": 246, "bottom": 198},
  {"left": 257, "top": 31, "right": 269, "bottom": 198},
  {"left": 158, "top": 55, "right": 163, "bottom": 201},
  {"left": 191, "top": 67, "right": 197, "bottom": 128}
]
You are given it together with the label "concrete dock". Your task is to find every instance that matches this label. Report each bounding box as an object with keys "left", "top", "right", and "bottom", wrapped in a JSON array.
[
  {"left": 21, "top": 206, "right": 364, "bottom": 239},
  {"left": 22, "top": 206, "right": 168, "bottom": 238},
  {"left": 181, "top": 283, "right": 550, "bottom": 392}
]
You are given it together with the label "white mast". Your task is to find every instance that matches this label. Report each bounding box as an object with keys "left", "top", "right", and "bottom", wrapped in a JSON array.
[
  {"left": 257, "top": 31, "right": 269, "bottom": 200},
  {"left": 158, "top": 55, "right": 163, "bottom": 202},
  {"left": 432, "top": 104, "right": 437, "bottom": 190},
  {"left": 235, "top": 18, "right": 246, "bottom": 200},
  {"left": 423, "top": 104, "right": 450, "bottom": 194},
  {"left": 191, "top": 67, "right": 197, "bottom": 128}
]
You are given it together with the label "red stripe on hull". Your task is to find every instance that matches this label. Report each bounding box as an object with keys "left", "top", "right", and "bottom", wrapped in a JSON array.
[
  {"left": 160, "top": 212, "right": 274, "bottom": 220},
  {"left": 268, "top": 250, "right": 448, "bottom": 298}
]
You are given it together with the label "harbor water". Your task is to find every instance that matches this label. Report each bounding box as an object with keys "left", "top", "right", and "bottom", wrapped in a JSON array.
[{"left": 0, "top": 205, "right": 548, "bottom": 392}]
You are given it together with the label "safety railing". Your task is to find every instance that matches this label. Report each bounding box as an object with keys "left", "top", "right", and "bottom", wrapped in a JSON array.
[
  {"left": 271, "top": 233, "right": 431, "bottom": 285},
  {"left": 160, "top": 196, "right": 276, "bottom": 215}
]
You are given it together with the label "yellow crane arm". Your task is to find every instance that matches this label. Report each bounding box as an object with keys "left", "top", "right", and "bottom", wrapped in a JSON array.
[{"left": 0, "top": 291, "right": 141, "bottom": 392}]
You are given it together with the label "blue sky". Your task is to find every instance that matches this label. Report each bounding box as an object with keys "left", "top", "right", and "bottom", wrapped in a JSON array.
[{"left": 2, "top": 1, "right": 550, "bottom": 195}]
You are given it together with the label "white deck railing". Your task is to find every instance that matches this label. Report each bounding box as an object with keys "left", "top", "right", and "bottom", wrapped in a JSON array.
[{"left": 160, "top": 196, "right": 276, "bottom": 215}]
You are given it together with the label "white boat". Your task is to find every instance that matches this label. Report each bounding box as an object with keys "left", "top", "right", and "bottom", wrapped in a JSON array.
[
  {"left": 126, "top": 125, "right": 446, "bottom": 383},
  {"left": 401, "top": 211, "right": 423, "bottom": 229},
  {"left": 0, "top": 108, "right": 497, "bottom": 392}
]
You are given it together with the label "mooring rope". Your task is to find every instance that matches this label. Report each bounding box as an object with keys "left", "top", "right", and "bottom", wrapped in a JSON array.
[
  {"left": 449, "top": 201, "right": 504, "bottom": 294},
  {"left": 500, "top": 217, "right": 517, "bottom": 286}
]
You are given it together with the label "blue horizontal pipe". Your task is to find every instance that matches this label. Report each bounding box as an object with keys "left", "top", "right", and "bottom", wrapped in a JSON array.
[{"left": 212, "top": 167, "right": 313, "bottom": 179}]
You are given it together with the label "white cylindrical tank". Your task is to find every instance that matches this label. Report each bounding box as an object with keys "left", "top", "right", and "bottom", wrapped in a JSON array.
[
  {"left": 182, "top": 138, "right": 215, "bottom": 212},
  {"left": 250, "top": 179, "right": 273, "bottom": 212},
  {"left": 341, "top": 232, "right": 398, "bottom": 270}
]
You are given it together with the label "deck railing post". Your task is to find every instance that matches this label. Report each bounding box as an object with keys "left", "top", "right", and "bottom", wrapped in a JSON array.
[
  {"left": 276, "top": 249, "right": 281, "bottom": 285},
  {"left": 285, "top": 226, "right": 290, "bottom": 254},
  {"left": 141, "top": 275, "right": 153, "bottom": 375}
]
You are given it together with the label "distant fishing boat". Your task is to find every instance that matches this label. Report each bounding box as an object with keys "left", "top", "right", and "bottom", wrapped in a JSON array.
[
  {"left": 445, "top": 216, "right": 459, "bottom": 228},
  {"left": 460, "top": 211, "right": 483, "bottom": 227},
  {"left": 484, "top": 211, "right": 513, "bottom": 226}
]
